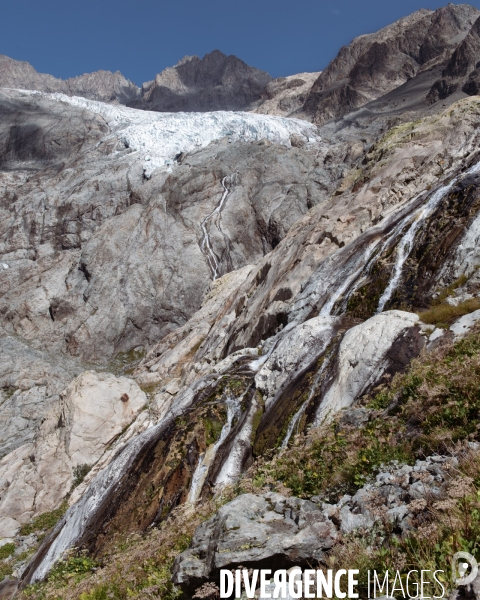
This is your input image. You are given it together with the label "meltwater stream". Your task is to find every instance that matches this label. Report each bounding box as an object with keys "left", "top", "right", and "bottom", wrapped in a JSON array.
[
  {"left": 376, "top": 161, "right": 480, "bottom": 313},
  {"left": 28, "top": 423, "right": 163, "bottom": 583},
  {"left": 200, "top": 176, "right": 231, "bottom": 280},
  {"left": 25, "top": 381, "right": 203, "bottom": 583},
  {"left": 25, "top": 157, "right": 480, "bottom": 584},
  {"left": 187, "top": 393, "right": 241, "bottom": 503},
  {"left": 280, "top": 354, "right": 332, "bottom": 449}
]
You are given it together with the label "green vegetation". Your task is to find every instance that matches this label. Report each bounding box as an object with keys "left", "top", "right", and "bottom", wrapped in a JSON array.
[
  {"left": 203, "top": 414, "right": 224, "bottom": 446},
  {"left": 20, "top": 502, "right": 68, "bottom": 536},
  {"left": 1, "top": 386, "right": 17, "bottom": 400},
  {"left": 0, "top": 562, "right": 13, "bottom": 583},
  {"left": 0, "top": 543, "right": 15, "bottom": 560},
  {"left": 71, "top": 464, "right": 92, "bottom": 491},
  {"left": 47, "top": 551, "right": 98, "bottom": 586},
  {"left": 418, "top": 297, "right": 480, "bottom": 327},
  {"left": 239, "top": 326, "right": 480, "bottom": 598},
  {"left": 21, "top": 498, "right": 232, "bottom": 600},
  {"left": 323, "top": 449, "right": 480, "bottom": 599},
  {"left": 109, "top": 348, "right": 146, "bottom": 376},
  {"left": 18, "top": 327, "right": 480, "bottom": 600},
  {"left": 435, "top": 275, "right": 469, "bottom": 304},
  {"left": 244, "top": 327, "right": 480, "bottom": 500}
]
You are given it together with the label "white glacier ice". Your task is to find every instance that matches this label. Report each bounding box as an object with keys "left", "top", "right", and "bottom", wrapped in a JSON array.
[{"left": 16, "top": 90, "right": 321, "bottom": 178}]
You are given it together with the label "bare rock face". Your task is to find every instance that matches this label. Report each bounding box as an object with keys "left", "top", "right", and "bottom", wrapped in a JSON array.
[
  {"left": 0, "top": 55, "right": 140, "bottom": 105},
  {"left": 428, "top": 15, "right": 480, "bottom": 103},
  {"left": 312, "top": 311, "right": 423, "bottom": 424},
  {"left": 0, "top": 336, "right": 81, "bottom": 460},
  {"left": 0, "top": 371, "right": 146, "bottom": 538},
  {"left": 0, "top": 90, "right": 332, "bottom": 363},
  {"left": 253, "top": 72, "right": 320, "bottom": 117},
  {"left": 133, "top": 50, "right": 272, "bottom": 112},
  {"left": 304, "top": 4, "right": 480, "bottom": 124},
  {"left": 4, "top": 9, "right": 480, "bottom": 584}
]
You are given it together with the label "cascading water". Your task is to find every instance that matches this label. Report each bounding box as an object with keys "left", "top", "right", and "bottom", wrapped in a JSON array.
[
  {"left": 200, "top": 176, "right": 232, "bottom": 280},
  {"left": 28, "top": 423, "right": 163, "bottom": 583},
  {"left": 24, "top": 150, "right": 480, "bottom": 585},
  {"left": 280, "top": 355, "right": 332, "bottom": 449},
  {"left": 187, "top": 393, "right": 240, "bottom": 503},
  {"left": 376, "top": 162, "right": 480, "bottom": 313},
  {"left": 214, "top": 387, "right": 257, "bottom": 487},
  {"left": 25, "top": 381, "right": 203, "bottom": 583},
  {"left": 319, "top": 240, "right": 380, "bottom": 317}
]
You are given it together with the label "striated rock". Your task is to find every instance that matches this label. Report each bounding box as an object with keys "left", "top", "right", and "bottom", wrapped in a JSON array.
[
  {"left": 254, "top": 316, "right": 340, "bottom": 410},
  {"left": 4, "top": 11, "right": 480, "bottom": 585},
  {"left": 0, "top": 90, "right": 323, "bottom": 362},
  {"left": 172, "top": 492, "right": 337, "bottom": 594},
  {"left": 133, "top": 50, "right": 272, "bottom": 112},
  {"left": 313, "top": 311, "right": 423, "bottom": 424},
  {"left": 0, "top": 336, "right": 81, "bottom": 459},
  {"left": 0, "top": 371, "right": 145, "bottom": 538}
]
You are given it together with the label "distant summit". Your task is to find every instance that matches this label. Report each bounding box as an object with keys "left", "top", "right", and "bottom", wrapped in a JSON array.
[
  {"left": 5, "top": 4, "right": 480, "bottom": 122},
  {"left": 0, "top": 51, "right": 272, "bottom": 112},
  {"left": 0, "top": 55, "right": 140, "bottom": 105},
  {"left": 132, "top": 50, "right": 272, "bottom": 112}
]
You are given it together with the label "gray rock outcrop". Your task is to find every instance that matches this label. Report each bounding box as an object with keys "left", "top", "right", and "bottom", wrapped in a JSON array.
[
  {"left": 0, "top": 370, "right": 146, "bottom": 537},
  {"left": 173, "top": 454, "right": 455, "bottom": 593},
  {"left": 0, "top": 89, "right": 325, "bottom": 362},
  {"left": 172, "top": 492, "right": 337, "bottom": 594},
  {"left": 0, "top": 336, "right": 81, "bottom": 459}
]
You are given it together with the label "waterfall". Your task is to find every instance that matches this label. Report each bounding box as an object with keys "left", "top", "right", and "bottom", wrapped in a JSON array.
[
  {"left": 280, "top": 355, "right": 331, "bottom": 449},
  {"left": 28, "top": 422, "right": 163, "bottom": 583},
  {"left": 187, "top": 393, "right": 240, "bottom": 503},
  {"left": 319, "top": 240, "right": 381, "bottom": 316},
  {"left": 200, "top": 176, "right": 232, "bottom": 280},
  {"left": 377, "top": 162, "right": 480, "bottom": 313},
  {"left": 25, "top": 381, "right": 203, "bottom": 583}
]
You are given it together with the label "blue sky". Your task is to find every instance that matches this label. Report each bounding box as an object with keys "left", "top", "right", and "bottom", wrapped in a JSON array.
[{"left": 2, "top": 1, "right": 480, "bottom": 84}]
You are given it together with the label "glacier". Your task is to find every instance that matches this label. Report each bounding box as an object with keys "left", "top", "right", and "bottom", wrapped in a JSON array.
[{"left": 16, "top": 90, "right": 321, "bottom": 178}]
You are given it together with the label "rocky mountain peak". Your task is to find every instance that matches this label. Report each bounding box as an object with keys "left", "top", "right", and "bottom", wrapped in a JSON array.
[
  {"left": 304, "top": 3, "right": 480, "bottom": 124},
  {"left": 135, "top": 49, "right": 272, "bottom": 112},
  {"left": 0, "top": 54, "right": 140, "bottom": 105}
]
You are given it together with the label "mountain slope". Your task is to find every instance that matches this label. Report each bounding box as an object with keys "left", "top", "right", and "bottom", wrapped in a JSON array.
[
  {"left": 304, "top": 4, "right": 480, "bottom": 124},
  {"left": 1, "top": 5, "right": 480, "bottom": 598}
]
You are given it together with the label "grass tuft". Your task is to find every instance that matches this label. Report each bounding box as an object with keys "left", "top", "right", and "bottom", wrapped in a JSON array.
[{"left": 418, "top": 297, "right": 480, "bottom": 327}]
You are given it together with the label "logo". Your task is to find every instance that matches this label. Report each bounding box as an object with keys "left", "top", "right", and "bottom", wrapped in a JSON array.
[{"left": 452, "top": 552, "right": 478, "bottom": 586}]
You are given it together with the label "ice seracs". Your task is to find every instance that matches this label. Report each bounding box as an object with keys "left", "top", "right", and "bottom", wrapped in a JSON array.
[{"left": 18, "top": 90, "right": 320, "bottom": 179}]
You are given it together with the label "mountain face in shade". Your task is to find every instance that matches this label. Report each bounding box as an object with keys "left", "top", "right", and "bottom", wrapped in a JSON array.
[
  {"left": 303, "top": 4, "right": 480, "bottom": 124},
  {"left": 427, "top": 14, "right": 480, "bottom": 101},
  {"left": 0, "top": 54, "right": 141, "bottom": 105},
  {"left": 132, "top": 50, "right": 272, "bottom": 112}
]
